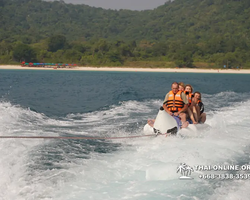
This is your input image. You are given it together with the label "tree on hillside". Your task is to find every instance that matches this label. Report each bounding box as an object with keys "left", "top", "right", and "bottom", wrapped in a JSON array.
[
  {"left": 48, "top": 35, "right": 67, "bottom": 52},
  {"left": 13, "top": 43, "right": 37, "bottom": 62},
  {"left": 64, "top": 49, "right": 82, "bottom": 63},
  {"left": 108, "top": 51, "right": 123, "bottom": 65},
  {"left": 92, "top": 39, "right": 110, "bottom": 56},
  {"left": 174, "top": 51, "right": 194, "bottom": 68},
  {"left": 0, "top": 41, "right": 12, "bottom": 56}
]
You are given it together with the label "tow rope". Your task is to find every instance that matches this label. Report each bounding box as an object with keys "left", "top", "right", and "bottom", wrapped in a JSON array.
[
  {"left": 0, "top": 133, "right": 166, "bottom": 140},
  {"left": 0, "top": 126, "right": 178, "bottom": 140}
]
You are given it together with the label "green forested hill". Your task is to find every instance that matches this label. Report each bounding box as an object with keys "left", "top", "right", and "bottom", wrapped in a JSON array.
[
  {"left": 0, "top": 0, "right": 250, "bottom": 67},
  {"left": 0, "top": 0, "right": 144, "bottom": 42}
]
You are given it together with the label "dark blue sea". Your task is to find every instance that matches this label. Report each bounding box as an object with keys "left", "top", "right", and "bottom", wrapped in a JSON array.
[{"left": 1, "top": 69, "right": 250, "bottom": 200}]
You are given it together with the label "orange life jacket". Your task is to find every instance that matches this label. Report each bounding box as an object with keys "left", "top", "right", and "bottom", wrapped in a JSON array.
[{"left": 165, "top": 91, "right": 184, "bottom": 112}]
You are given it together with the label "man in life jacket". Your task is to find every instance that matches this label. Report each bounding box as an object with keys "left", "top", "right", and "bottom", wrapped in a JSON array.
[
  {"left": 163, "top": 82, "right": 189, "bottom": 128},
  {"left": 194, "top": 92, "right": 206, "bottom": 123}
]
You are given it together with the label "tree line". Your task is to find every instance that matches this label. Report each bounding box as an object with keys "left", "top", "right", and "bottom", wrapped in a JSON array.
[{"left": 0, "top": 0, "right": 250, "bottom": 68}]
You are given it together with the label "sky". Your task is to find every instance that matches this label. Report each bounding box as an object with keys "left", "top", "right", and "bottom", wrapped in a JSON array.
[{"left": 47, "top": 0, "right": 168, "bottom": 10}]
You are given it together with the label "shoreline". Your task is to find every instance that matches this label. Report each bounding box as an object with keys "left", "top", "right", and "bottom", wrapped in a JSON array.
[{"left": 1, "top": 65, "right": 250, "bottom": 74}]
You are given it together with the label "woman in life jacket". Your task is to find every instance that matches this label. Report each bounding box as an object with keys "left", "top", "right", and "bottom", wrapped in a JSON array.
[
  {"left": 184, "top": 84, "right": 193, "bottom": 106},
  {"left": 184, "top": 84, "right": 199, "bottom": 124},
  {"left": 178, "top": 82, "right": 185, "bottom": 92}
]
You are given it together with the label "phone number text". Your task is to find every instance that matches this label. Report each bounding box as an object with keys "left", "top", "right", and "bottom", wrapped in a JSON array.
[{"left": 199, "top": 173, "right": 250, "bottom": 180}]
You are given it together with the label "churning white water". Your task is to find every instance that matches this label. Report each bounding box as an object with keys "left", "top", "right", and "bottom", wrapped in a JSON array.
[{"left": 1, "top": 92, "right": 250, "bottom": 200}]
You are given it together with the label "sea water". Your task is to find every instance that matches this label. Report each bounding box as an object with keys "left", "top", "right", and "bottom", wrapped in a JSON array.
[{"left": 0, "top": 69, "right": 250, "bottom": 200}]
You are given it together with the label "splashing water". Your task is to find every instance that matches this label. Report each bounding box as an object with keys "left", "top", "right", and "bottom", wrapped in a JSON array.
[{"left": 1, "top": 91, "right": 250, "bottom": 199}]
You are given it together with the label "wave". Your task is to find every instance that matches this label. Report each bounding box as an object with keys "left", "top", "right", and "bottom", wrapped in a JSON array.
[{"left": 1, "top": 97, "right": 250, "bottom": 199}]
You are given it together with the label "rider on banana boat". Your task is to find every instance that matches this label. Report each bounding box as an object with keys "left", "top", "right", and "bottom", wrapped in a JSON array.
[
  {"left": 178, "top": 82, "right": 185, "bottom": 92},
  {"left": 183, "top": 84, "right": 198, "bottom": 124},
  {"left": 147, "top": 82, "right": 189, "bottom": 129},
  {"left": 194, "top": 91, "right": 206, "bottom": 123},
  {"left": 162, "top": 82, "right": 189, "bottom": 128}
]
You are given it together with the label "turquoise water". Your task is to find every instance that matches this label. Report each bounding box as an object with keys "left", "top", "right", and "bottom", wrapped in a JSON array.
[
  {"left": 1, "top": 69, "right": 250, "bottom": 199},
  {"left": 1, "top": 70, "right": 249, "bottom": 116}
]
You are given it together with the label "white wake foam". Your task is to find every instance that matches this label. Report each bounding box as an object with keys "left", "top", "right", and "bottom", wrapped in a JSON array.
[{"left": 1, "top": 96, "right": 250, "bottom": 199}]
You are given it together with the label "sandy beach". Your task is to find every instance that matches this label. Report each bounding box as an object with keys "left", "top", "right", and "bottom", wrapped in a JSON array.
[{"left": 1, "top": 65, "right": 250, "bottom": 74}]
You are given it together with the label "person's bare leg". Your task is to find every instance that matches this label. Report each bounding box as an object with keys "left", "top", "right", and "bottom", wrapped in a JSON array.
[
  {"left": 187, "top": 107, "right": 197, "bottom": 124},
  {"left": 196, "top": 105, "right": 201, "bottom": 122},
  {"left": 192, "top": 105, "right": 199, "bottom": 123},
  {"left": 200, "top": 113, "right": 206, "bottom": 123},
  {"left": 179, "top": 113, "right": 189, "bottom": 128},
  {"left": 181, "top": 121, "right": 189, "bottom": 128}
]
